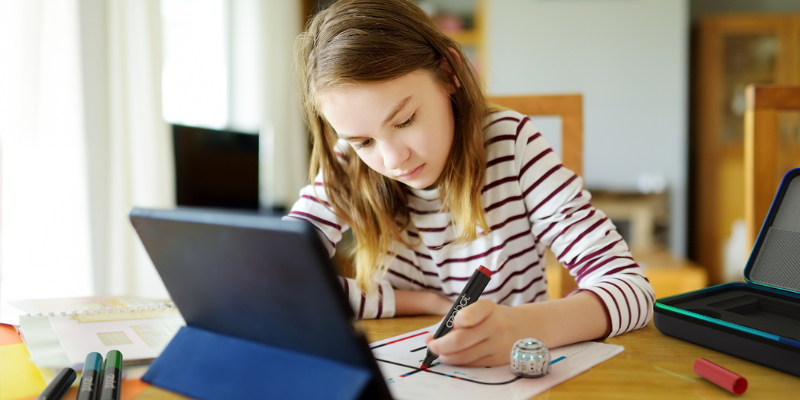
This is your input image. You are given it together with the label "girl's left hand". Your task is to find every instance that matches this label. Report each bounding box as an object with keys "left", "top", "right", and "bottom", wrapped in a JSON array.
[{"left": 424, "top": 298, "right": 538, "bottom": 367}]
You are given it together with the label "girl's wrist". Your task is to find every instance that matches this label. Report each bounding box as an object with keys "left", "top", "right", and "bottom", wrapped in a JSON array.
[
  {"left": 395, "top": 289, "right": 451, "bottom": 316},
  {"left": 430, "top": 293, "right": 453, "bottom": 315}
]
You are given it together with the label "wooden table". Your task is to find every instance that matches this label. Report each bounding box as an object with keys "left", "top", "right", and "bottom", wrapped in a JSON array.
[
  {"left": 358, "top": 316, "right": 800, "bottom": 399},
  {"left": 5, "top": 314, "right": 800, "bottom": 400}
]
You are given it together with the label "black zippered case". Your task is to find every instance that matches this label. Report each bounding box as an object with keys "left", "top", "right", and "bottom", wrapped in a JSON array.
[{"left": 655, "top": 168, "right": 800, "bottom": 376}]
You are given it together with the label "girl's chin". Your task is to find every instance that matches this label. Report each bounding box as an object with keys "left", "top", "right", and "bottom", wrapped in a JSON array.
[{"left": 406, "top": 176, "right": 441, "bottom": 190}]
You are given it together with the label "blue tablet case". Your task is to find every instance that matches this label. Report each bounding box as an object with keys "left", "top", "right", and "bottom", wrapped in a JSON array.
[
  {"left": 655, "top": 168, "right": 800, "bottom": 376},
  {"left": 130, "top": 208, "right": 393, "bottom": 400},
  {"left": 143, "top": 326, "right": 371, "bottom": 400}
]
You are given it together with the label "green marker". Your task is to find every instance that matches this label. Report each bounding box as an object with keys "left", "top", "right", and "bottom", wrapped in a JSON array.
[{"left": 99, "top": 350, "right": 122, "bottom": 400}]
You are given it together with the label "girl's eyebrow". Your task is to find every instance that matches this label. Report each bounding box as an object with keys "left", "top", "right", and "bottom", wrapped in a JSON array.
[{"left": 381, "top": 95, "right": 413, "bottom": 127}]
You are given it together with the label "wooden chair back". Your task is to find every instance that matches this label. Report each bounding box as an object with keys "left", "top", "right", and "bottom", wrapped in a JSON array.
[
  {"left": 489, "top": 94, "right": 583, "bottom": 298},
  {"left": 744, "top": 84, "right": 800, "bottom": 250}
]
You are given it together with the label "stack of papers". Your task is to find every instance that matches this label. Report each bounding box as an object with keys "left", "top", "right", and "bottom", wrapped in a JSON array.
[{"left": 4, "top": 296, "right": 185, "bottom": 382}]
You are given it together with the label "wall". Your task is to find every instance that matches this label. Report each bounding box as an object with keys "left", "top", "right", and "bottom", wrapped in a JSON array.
[
  {"left": 488, "top": 0, "right": 689, "bottom": 256},
  {"left": 259, "top": 0, "right": 306, "bottom": 211}
]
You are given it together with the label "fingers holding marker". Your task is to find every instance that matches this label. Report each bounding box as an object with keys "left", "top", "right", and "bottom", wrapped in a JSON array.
[
  {"left": 452, "top": 298, "right": 496, "bottom": 329},
  {"left": 428, "top": 323, "right": 487, "bottom": 356},
  {"left": 420, "top": 265, "right": 494, "bottom": 368},
  {"left": 427, "top": 299, "right": 496, "bottom": 355},
  {"left": 427, "top": 300, "right": 497, "bottom": 355},
  {"left": 437, "top": 335, "right": 495, "bottom": 366}
]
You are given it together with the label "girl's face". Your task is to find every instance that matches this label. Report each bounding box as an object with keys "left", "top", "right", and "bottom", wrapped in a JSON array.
[{"left": 319, "top": 69, "right": 455, "bottom": 190}]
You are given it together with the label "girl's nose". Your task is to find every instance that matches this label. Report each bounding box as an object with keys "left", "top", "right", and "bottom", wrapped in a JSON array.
[{"left": 380, "top": 140, "right": 410, "bottom": 171}]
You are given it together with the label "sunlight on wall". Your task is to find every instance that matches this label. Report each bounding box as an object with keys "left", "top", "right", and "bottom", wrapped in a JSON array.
[{"left": 161, "top": 0, "right": 228, "bottom": 129}]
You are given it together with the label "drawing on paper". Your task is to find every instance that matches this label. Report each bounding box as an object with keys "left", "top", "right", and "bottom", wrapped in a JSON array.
[{"left": 370, "top": 327, "right": 594, "bottom": 386}]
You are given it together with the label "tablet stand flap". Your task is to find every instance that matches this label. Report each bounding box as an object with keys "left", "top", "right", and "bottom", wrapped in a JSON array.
[{"left": 142, "top": 326, "right": 372, "bottom": 400}]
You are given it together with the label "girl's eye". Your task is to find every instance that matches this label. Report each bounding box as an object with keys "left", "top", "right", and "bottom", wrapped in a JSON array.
[
  {"left": 352, "top": 113, "right": 415, "bottom": 150},
  {"left": 353, "top": 138, "right": 372, "bottom": 150},
  {"left": 395, "top": 113, "right": 416, "bottom": 129}
]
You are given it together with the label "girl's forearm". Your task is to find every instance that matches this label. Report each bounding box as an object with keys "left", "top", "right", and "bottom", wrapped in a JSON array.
[
  {"left": 516, "top": 291, "right": 611, "bottom": 348},
  {"left": 394, "top": 289, "right": 452, "bottom": 316}
]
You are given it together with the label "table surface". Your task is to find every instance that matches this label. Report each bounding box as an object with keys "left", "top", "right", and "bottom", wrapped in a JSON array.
[
  {"left": 6, "top": 315, "right": 800, "bottom": 400},
  {"left": 358, "top": 316, "right": 800, "bottom": 399}
]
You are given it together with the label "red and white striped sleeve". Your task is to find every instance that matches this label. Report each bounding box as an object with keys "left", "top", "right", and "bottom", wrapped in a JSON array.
[
  {"left": 339, "top": 277, "right": 396, "bottom": 320},
  {"left": 284, "top": 171, "right": 348, "bottom": 258},
  {"left": 513, "top": 116, "right": 654, "bottom": 337},
  {"left": 283, "top": 155, "right": 396, "bottom": 319}
]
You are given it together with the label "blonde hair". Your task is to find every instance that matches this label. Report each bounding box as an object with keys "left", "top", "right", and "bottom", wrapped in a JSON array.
[{"left": 295, "top": 0, "right": 491, "bottom": 292}]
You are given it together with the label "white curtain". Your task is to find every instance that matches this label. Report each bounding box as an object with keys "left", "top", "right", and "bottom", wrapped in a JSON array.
[
  {"left": 103, "top": 0, "right": 174, "bottom": 298},
  {"left": 0, "top": 0, "right": 173, "bottom": 302},
  {"left": 0, "top": 0, "right": 94, "bottom": 300}
]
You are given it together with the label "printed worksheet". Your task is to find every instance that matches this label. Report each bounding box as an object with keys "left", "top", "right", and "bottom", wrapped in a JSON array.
[{"left": 370, "top": 324, "right": 624, "bottom": 400}]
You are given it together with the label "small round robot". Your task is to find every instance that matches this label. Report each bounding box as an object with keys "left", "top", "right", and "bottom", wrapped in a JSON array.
[{"left": 510, "top": 338, "right": 550, "bottom": 378}]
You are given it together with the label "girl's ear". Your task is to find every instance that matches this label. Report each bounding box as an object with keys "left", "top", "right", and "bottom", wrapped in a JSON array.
[{"left": 440, "top": 47, "right": 462, "bottom": 90}]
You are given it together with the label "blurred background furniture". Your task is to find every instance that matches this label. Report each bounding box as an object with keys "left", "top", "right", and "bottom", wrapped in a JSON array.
[
  {"left": 691, "top": 14, "right": 800, "bottom": 285},
  {"left": 589, "top": 191, "right": 669, "bottom": 253},
  {"left": 744, "top": 84, "right": 800, "bottom": 249}
]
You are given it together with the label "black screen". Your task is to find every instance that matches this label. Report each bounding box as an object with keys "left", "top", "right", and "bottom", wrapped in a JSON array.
[{"left": 172, "top": 124, "right": 259, "bottom": 210}]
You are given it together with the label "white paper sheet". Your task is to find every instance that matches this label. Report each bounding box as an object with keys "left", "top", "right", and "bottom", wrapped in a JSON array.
[{"left": 370, "top": 324, "right": 624, "bottom": 400}]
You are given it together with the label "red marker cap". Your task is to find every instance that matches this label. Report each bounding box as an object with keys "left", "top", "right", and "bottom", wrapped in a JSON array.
[{"left": 693, "top": 358, "right": 747, "bottom": 395}]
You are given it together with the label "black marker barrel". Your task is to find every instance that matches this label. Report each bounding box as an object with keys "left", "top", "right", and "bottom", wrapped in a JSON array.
[
  {"left": 37, "top": 367, "right": 76, "bottom": 400},
  {"left": 99, "top": 350, "right": 122, "bottom": 400},
  {"left": 421, "top": 265, "right": 493, "bottom": 368},
  {"left": 76, "top": 352, "right": 103, "bottom": 400}
]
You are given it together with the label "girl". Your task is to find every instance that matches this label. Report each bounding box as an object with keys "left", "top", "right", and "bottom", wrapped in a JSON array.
[{"left": 287, "top": 0, "right": 654, "bottom": 367}]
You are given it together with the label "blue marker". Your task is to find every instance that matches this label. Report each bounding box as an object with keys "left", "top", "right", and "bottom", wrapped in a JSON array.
[{"left": 76, "top": 352, "right": 103, "bottom": 400}]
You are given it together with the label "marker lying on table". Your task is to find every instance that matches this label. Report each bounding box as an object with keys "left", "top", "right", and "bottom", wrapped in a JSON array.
[
  {"left": 36, "top": 367, "right": 76, "bottom": 400},
  {"left": 76, "top": 352, "right": 103, "bottom": 400},
  {"left": 694, "top": 358, "right": 748, "bottom": 395},
  {"left": 421, "top": 265, "right": 493, "bottom": 368},
  {"left": 99, "top": 350, "right": 123, "bottom": 400}
]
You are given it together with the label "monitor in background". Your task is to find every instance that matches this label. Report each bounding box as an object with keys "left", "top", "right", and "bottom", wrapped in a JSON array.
[{"left": 172, "top": 124, "right": 259, "bottom": 210}]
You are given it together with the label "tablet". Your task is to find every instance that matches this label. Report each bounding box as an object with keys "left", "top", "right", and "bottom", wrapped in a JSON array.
[{"left": 129, "top": 207, "right": 391, "bottom": 399}]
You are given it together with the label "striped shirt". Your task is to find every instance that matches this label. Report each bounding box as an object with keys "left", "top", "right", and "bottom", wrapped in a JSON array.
[{"left": 285, "top": 110, "right": 654, "bottom": 338}]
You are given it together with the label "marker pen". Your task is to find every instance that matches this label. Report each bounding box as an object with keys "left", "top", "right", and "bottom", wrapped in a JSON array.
[
  {"left": 76, "top": 352, "right": 103, "bottom": 400},
  {"left": 421, "top": 265, "right": 493, "bottom": 368},
  {"left": 37, "top": 367, "right": 76, "bottom": 400},
  {"left": 694, "top": 358, "right": 748, "bottom": 395},
  {"left": 99, "top": 350, "right": 123, "bottom": 400}
]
